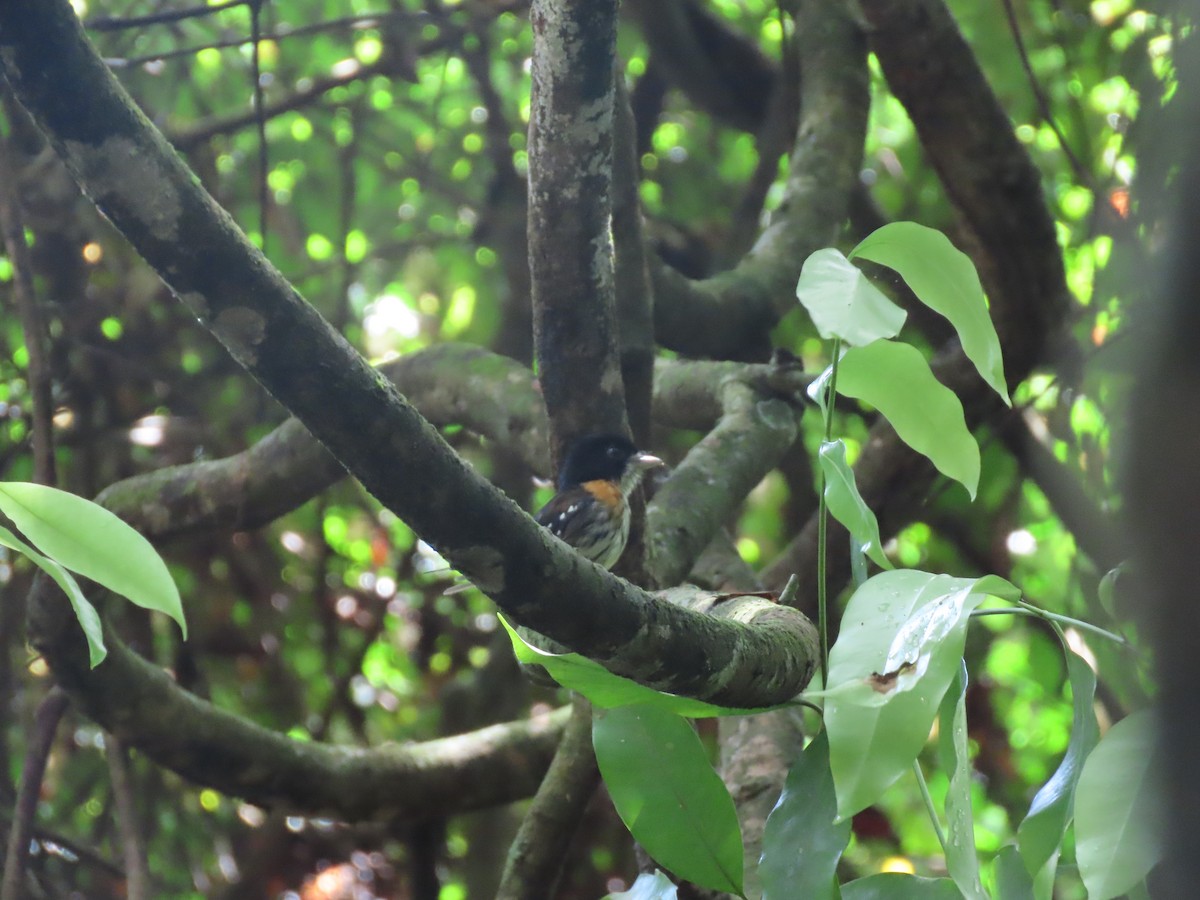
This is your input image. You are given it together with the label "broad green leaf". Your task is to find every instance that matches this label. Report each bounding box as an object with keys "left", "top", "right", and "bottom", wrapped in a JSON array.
[
  {"left": 819, "top": 440, "right": 892, "bottom": 570},
  {"left": 822, "top": 571, "right": 1019, "bottom": 817},
  {"left": 498, "top": 616, "right": 763, "bottom": 717},
  {"left": 841, "top": 874, "right": 962, "bottom": 900},
  {"left": 760, "top": 730, "right": 851, "bottom": 900},
  {"left": 836, "top": 341, "right": 980, "bottom": 499},
  {"left": 1017, "top": 646, "right": 1099, "bottom": 882},
  {"left": 594, "top": 705, "right": 744, "bottom": 895},
  {"left": 796, "top": 247, "right": 907, "bottom": 346},
  {"left": 849, "top": 222, "right": 1009, "bottom": 405},
  {"left": 0, "top": 483, "right": 186, "bottom": 637},
  {"left": 1075, "top": 708, "right": 1163, "bottom": 900},
  {"left": 605, "top": 870, "right": 678, "bottom": 899},
  {"left": 992, "top": 846, "right": 1036, "bottom": 900},
  {"left": 0, "top": 524, "right": 106, "bottom": 667},
  {"left": 937, "top": 661, "right": 986, "bottom": 900}
]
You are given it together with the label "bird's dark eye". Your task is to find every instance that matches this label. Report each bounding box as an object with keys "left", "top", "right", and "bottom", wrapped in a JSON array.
[{"left": 607, "top": 445, "right": 622, "bottom": 459}]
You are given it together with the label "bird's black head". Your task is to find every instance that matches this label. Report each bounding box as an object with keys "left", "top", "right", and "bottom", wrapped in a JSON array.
[{"left": 556, "top": 433, "right": 658, "bottom": 489}]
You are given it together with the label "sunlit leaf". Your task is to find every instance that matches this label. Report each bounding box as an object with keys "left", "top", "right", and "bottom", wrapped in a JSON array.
[
  {"left": 0, "top": 524, "right": 106, "bottom": 667},
  {"left": 760, "top": 730, "right": 851, "bottom": 900},
  {"left": 836, "top": 341, "right": 980, "bottom": 499},
  {"left": 796, "top": 247, "right": 907, "bottom": 346},
  {"left": 594, "top": 705, "right": 744, "bottom": 895},
  {"left": 1017, "top": 646, "right": 1098, "bottom": 882},
  {"left": 820, "top": 570, "right": 1019, "bottom": 817},
  {"left": 1075, "top": 708, "right": 1163, "bottom": 899},
  {"left": 938, "top": 661, "right": 986, "bottom": 900},
  {"left": 849, "top": 222, "right": 1009, "bottom": 405},
  {"left": 0, "top": 483, "right": 186, "bottom": 638},
  {"left": 819, "top": 440, "right": 892, "bottom": 570}
]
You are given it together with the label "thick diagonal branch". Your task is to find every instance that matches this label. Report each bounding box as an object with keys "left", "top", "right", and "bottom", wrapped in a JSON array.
[{"left": 1, "top": 0, "right": 814, "bottom": 709}]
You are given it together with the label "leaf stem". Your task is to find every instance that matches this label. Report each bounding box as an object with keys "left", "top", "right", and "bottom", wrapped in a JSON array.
[
  {"left": 970, "top": 604, "right": 1126, "bottom": 645},
  {"left": 912, "top": 759, "right": 948, "bottom": 856},
  {"left": 816, "top": 338, "right": 842, "bottom": 690}
]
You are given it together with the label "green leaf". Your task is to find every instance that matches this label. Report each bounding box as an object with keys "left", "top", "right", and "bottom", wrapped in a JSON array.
[
  {"left": 796, "top": 247, "right": 907, "bottom": 346},
  {"left": 1017, "top": 646, "right": 1098, "bottom": 881},
  {"left": 760, "top": 730, "right": 851, "bottom": 900},
  {"left": 0, "top": 483, "right": 186, "bottom": 638},
  {"left": 840, "top": 874, "right": 962, "bottom": 900},
  {"left": 819, "top": 440, "right": 892, "bottom": 570},
  {"left": 0, "top": 524, "right": 106, "bottom": 667},
  {"left": 594, "top": 705, "right": 744, "bottom": 896},
  {"left": 937, "top": 661, "right": 986, "bottom": 900},
  {"left": 820, "top": 571, "right": 1019, "bottom": 817},
  {"left": 1075, "top": 708, "right": 1163, "bottom": 900},
  {"left": 849, "top": 222, "right": 1009, "bottom": 405},
  {"left": 836, "top": 341, "right": 980, "bottom": 499},
  {"left": 498, "top": 616, "right": 764, "bottom": 717},
  {"left": 992, "top": 846, "right": 1036, "bottom": 900},
  {"left": 604, "top": 871, "right": 678, "bottom": 899}
]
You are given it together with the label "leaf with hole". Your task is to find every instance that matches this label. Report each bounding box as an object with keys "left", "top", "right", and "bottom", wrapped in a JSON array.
[{"left": 821, "top": 570, "right": 1018, "bottom": 817}]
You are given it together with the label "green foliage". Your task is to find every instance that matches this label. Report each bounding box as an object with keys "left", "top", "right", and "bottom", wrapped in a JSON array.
[
  {"left": 0, "top": 482, "right": 186, "bottom": 666},
  {"left": 1074, "top": 709, "right": 1164, "bottom": 900},
  {"left": 815, "top": 571, "right": 1018, "bottom": 818},
  {"left": 499, "top": 615, "right": 767, "bottom": 718},
  {"left": 594, "top": 705, "right": 745, "bottom": 896},
  {"left": 760, "top": 730, "right": 850, "bottom": 900}
]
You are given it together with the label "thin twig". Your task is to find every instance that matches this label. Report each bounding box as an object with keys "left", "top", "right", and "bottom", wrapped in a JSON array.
[
  {"left": 998, "top": 0, "right": 1091, "bottom": 186},
  {"left": 106, "top": 736, "right": 151, "bottom": 900},
  {"left": 85, "top": 0, "right": 248, "bottom": 32},
  {"left": 0, "top": 122, "right": 56, "bottom": 486},
  {"left": 1, "top": 687, "right": 70, "bottom": 900}
]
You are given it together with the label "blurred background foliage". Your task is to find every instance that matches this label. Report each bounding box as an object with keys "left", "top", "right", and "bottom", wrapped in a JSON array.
[{"left": 0, "top": 0, "right": 1169, "bottom": 896}]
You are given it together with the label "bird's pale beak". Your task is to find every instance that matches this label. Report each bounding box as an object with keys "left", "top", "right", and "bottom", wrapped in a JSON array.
[{"left": 633, "top": 452, "right": 664, "bottom": 471}]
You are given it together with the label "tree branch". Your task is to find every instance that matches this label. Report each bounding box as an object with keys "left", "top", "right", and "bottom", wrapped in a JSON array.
[
  {"left": 1, "top": 0, "right": 816, "bottom": 709},
  {"left": 649, "top": 0, "right": 869, "bottom": 359},
  {"left": 528, "top": 0, "right": 627, "bottom": 458},
  {"left": 496, "top": 696, "right": 599, "bottom": 899}
]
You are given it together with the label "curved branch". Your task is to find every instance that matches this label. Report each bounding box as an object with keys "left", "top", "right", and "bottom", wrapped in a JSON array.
[
  {"left": 860, "top": 0, "right": 1070, "bottom": 374},
  {"left": 647, "top": 368, "right": 808, "bottom": 588},
  {"left": 24, "top": 579, "right": 567, "bottom": 823},
  {"left": 94, "top": 344, "right": 549, "bottom": 540},
  {"left": 650, "top": 1, "right": 869, "bottom": 358},
  {"left": 0, "top": 0, "right": 815, "bottom": 709},
  {"left": 496, "top": 696, "right": 598, "bottom": 899}
]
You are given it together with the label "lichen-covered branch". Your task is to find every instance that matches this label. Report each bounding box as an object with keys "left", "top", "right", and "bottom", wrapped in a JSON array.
[
  {"left": 647, "top": 361, "right": 809, "bottom": 588},
  {"left": 528, "top": 0, "right": 627, "bottom": 459},
  {"left": 1, "top": 0, "right": 815, "bottom": 709},
  {"left": 24, "top": 580, "right": 567, "bottom": 822}
]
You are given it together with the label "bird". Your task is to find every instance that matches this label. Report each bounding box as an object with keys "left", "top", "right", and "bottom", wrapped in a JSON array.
[{"left": 534, "top": 433, "right": 663, "bottom": 571}]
